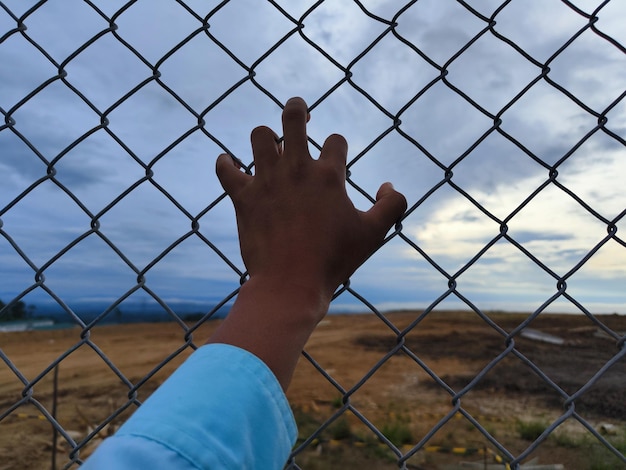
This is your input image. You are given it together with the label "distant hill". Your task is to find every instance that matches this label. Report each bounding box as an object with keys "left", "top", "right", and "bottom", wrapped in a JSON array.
[{"left": 29, "top": 299, "right": 232, "bottom": 326}]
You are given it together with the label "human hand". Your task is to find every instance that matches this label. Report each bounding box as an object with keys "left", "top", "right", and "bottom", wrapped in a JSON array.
[{"left": 216, "top": 97, "right": 406, "bottom": 302}]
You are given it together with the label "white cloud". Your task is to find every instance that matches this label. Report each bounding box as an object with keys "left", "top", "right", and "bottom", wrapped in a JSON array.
[
  {"left": 300, "top": 0, "right": 389, "bottom": 65},
  {"left": 408, "top": 147, "right": 625, "bottom": 274},
  {"left": 402, "top": 138, "right": 626, "bottom": 312}
]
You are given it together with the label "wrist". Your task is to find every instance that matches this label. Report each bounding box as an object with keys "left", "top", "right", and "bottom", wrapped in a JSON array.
[
  {"left": 239, "top": 274, "right": 332, "bottom": 325},
  {"left": 206, "top": 273, "right": 333, "bottom": 390}
]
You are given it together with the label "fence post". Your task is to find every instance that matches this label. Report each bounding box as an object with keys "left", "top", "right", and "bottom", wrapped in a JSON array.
[{"left": 51, "top": 364, "right": 59, "bottom": 470}]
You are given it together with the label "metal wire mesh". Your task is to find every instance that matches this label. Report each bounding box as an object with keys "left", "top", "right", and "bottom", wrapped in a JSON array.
[{"left": 1, "top": 0, "right": 625, "bottom": 468}]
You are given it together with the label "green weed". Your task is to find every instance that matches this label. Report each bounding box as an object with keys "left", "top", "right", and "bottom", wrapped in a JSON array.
[
  {"left": 328, "top": 417, "right": 352, "bottom": 441},
  {"left": 381, "top": 420, "right": 413, "bottom": 446},
  {"left": 516, "top": 419, "right": 548, "bottom": 441}
]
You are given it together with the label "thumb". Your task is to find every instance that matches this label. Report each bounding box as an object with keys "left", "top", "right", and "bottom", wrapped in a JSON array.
[
  {"left": 216, "top": 154, "right": 250, "bottom": 196},
  {"left": 363, "top": 182, "right": 407, "bottom": 238}
]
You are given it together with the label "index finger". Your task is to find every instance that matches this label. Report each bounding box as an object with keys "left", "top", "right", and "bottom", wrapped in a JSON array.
[{"left": 281, "top": 97, "right": 311, "bottom": 159}]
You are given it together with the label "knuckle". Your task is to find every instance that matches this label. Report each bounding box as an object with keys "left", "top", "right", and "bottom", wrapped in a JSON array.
[
  {"left": 318, "top": 160, "right": 344, "bottom": 185},
  {"left": 282, "top": 105, "right": 303, "bottom": 123}
]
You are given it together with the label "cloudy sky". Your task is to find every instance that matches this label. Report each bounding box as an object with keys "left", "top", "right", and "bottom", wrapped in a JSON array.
[{"left": 1, "top": 0, "right": 625, "bottom": 320}]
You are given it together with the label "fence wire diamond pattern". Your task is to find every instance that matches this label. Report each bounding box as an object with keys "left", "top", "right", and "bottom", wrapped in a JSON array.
[{"left": 1, "top": 0, "right": 625, "bottom": 469}]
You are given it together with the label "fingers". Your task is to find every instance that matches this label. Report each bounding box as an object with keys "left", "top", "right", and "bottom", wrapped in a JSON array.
[
  {"left": 319, "top": 133, "right": 348, "bottom": 171},
  {"left": 216, "top": 153, "right": 250, "bottom": 196},
  {"left": 250, "top": 125, "right": 280, "bottom": 175},
  {"left": 363, "top": 183, "right": 407, "bottom": 238},
  {"left": 282, "top": 97, "right": 310, "bottom": 159}
]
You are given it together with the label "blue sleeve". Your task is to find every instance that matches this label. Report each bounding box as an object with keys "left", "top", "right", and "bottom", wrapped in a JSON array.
[{"left": 81, "top": 343, "right": 297, "bottom": 470}]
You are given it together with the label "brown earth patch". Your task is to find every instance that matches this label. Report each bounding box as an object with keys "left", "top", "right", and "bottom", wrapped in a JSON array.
[{"left": 1, "top": 311, "right": 625, "bottom": 469}]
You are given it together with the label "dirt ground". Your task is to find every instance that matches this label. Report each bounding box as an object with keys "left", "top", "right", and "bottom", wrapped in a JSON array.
[{"left": 1, "top": 311, "right": 625, "bottom": 469}]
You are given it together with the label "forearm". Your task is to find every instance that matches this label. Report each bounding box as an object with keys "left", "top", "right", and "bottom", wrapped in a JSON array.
[{"left": 206, "top": 276, "right": 332, "bottom": 390}]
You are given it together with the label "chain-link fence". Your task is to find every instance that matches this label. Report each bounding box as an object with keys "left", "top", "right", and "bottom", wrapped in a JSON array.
[{"left": 1, "top": 0, "right": 625, "bottom": 468}]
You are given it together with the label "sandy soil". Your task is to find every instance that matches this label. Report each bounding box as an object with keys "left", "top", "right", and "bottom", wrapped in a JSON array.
[{"left": 1, "top": 311, "right": 625, "bottom": 469}]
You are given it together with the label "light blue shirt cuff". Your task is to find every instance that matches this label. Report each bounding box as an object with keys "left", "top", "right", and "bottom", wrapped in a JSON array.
[{"left": 82, "top": 343, "right": 297, "bottom": 469}]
